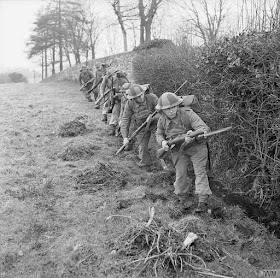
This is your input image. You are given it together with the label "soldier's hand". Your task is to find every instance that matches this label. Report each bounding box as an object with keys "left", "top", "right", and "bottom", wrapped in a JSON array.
[
  {"left": 185, "top": 130, "right": 195, "bottom": 144},
  {"left": 123, "top": 138, "right": 129, "bottom": 145},
  {"left": 162, "top": 140, "right": 169, "bottom": 151},
  {"left": 146, "top": 114, "right": 153, "bottom": 123}
]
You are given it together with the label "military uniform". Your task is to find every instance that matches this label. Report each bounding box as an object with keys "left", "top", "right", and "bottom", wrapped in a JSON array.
[
  {"left": 79, "top": 68, "right": 94, "bottom": 102},
  {"left": 100, "top": 73, "right": 128, "bottom": 127},
  {"left": 121, "top": 86, "right": 158, "bottom": 166},
  {"left": 92, "top": 65, "right": 106, "bottom": 102},
  {"left": 156, "top": 92, "right": 212, "bottom": 211}
]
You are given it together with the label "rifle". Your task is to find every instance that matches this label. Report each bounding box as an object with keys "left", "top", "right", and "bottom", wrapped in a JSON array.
[
  {"left": 157, "top": 126, "right": 232, "bottom": 160},
  {"left": 84, "top": 77, "right": 104, "bottom": 97},
  {"left": 79, "top": 78, "right": 94, "bottom": 91},
  {"left": 93, "top": 70, "right": 120, "bottom": 106},
  {"left": 116, "top": 110, "right": 158, "bottom": 155},
  {"left": 95, "top": 88, "right": 111, "bottom": 106},
  {"left": 115, "top": 79, "right": 189, "bottom": 155}
]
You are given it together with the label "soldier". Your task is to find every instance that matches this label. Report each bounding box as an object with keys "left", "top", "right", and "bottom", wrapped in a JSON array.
[
  {"left": 93, "top": 62, "right": 107, "bottom": 109},
  {"left": 99, "top": 69, "right": 129, "bottom": 130},
  {"left": 78, "top": 65, "right": 94, "bottom": 102},
  {"left": 121, "top": 84, "right": 158, "bottom": 167},
  {"left": 155, "top": 92, "right": 212, "bottom": 213},
  {"left": 118, "top": 83, "right": 136, "bottom": 148}
]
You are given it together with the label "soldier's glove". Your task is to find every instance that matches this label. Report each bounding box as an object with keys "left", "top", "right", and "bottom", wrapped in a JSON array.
[
  {"left": 162, "top": 140, "right": 169, "bottom": 151},
  {"left": 123, "top": 137, "right": 129, "bottom": 145},
  {"left": 185, "top": 130, "right": 195, "bottom": 144}
]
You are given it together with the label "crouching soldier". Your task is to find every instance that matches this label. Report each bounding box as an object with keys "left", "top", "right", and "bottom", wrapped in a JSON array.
[
  {"left": 107, "top": 71, "right": 129, "bottom": 135},
  {"left": 92, "top": 62, "right": 107, "bottom": 108},
  {"left": 78, "top": 65, "right": 94, "bottom": 102},
  {"left": 121, "top": 84, "right": 158, "bottom": 167},
  {"left": 155, "top": 92, "right": 212, "bottom": 213}
]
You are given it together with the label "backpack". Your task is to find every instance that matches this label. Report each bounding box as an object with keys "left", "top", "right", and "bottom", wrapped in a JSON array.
[{"left": 180, "top": 95, "right": 202, "bottom": 113}]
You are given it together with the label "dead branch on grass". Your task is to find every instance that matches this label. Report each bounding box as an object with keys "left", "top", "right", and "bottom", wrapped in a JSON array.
[{"left": 111, "top": 208, "right": 225, "bottom": 277}]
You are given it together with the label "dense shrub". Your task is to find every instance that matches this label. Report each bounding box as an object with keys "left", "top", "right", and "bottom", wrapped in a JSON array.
[
  {"left": 133, "top": 38, "right": 175, "bottom": 52},
  {"left": 196, "top": 31, "right": 280, "bottom": 206},
  {"left": 8, "top": 72, "right": 28, "bottom": 83},
  {"left": 132, "top": 40, "right": 202, "bottom": 97}
]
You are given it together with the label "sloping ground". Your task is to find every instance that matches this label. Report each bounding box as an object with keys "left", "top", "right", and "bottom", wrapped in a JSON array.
[{"left": 0, "top": 81, "right": 279, "bottom": 278}]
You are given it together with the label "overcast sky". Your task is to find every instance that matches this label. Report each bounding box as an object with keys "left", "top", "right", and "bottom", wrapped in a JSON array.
[
  {"left": 0, "top": 0, "right": 253, "bottom": 74},
  {"left": 0, "top": 0, "right": 44, "bottom": 72}
]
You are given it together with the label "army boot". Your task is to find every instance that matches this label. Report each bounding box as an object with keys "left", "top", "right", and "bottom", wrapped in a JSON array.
[
  {"left": 195, "top": 195, "right": 209, "bottom": 213},
  {"left": 177, "top": 194, "right": 194, "bottom": 210},
  {"left": 108, "top": 124, "right": 116, "bottom": 136},
  {"left": 101, "top": 114, "right": 107, "bottom": 123},
  {"left": 171, "top": 193, "right": 194, "bottom": 211}
]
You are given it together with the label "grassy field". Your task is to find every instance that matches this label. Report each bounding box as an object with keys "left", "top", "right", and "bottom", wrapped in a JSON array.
[{"left": 0, "top": 81, "right": 279, "bottom": 278}]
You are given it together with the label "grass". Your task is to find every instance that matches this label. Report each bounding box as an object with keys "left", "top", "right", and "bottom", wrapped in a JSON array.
[{"left": 0, "top": 81, "right": 279, "bottom": 278}]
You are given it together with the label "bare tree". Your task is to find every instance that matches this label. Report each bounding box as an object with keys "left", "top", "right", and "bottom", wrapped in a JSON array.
[
  {"left": 180, "top": 0, "right": 228, "bottom": 47},
  {"left": 138, "top": 0, "right": 166, "bottom": 43},
  {"left": 107, "top": 0, "right": 138, "bottom": 51},
  {"left": 235, "top": 0, "right": 280, "bottom": 32}
]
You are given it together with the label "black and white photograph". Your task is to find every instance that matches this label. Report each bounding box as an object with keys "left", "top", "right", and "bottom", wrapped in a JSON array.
[{"left": 0, "top": 0, "right": 280, "bottom": 277}]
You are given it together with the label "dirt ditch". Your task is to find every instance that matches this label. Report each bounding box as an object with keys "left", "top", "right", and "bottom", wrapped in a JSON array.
[
  {"left": 209, "top": 178, "right": 280, "bottom": 238},
  {"left": 144, "top": 170, "right": 280, "bottom": 238}
]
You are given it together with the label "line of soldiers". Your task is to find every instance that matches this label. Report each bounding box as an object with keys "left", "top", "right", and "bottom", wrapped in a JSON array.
[{"left": 78, "top": 63, "right": 212, "bottom": 213}]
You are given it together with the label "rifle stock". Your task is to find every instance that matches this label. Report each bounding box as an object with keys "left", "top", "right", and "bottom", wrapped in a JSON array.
[
  {"left": 116, "top": 110, "right": 158, "bottom": 155},
  {"left": 95, "top": 88, "right": 111, "bottom": 106},
  {"left": 79, "top": 78, "right": 94, "bottom": 91}
]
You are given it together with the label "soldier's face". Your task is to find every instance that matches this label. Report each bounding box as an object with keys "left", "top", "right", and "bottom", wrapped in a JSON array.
[
  {"left": 135, "top": 93, "right": 145, "bottom": 103},
  {"left": 163, "top": 106, "right": 178, "bottom": 119}
]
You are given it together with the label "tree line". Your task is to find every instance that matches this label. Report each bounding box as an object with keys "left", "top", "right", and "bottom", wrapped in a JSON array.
[{"left": 26, "top": 0, "right": 280, "bottom": 80}]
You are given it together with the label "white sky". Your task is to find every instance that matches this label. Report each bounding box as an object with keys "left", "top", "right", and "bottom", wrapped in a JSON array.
[
  {"left": 0, "top": 0, "right": 269, "bottom": 74},
  {"left": 0, "top": 0, "right": 44, "bottom": 72},
  {"left": 0, "top": 0, "right": 117, "bottom": 73}
]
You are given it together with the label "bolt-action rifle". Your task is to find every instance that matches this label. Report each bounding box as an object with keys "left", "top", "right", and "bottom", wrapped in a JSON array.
[
  {"left": 79, "top": 78, "right": 94, "bottom": 91},
  {"left": 156, "top": 126, "right": 233, "bottom": 160},
  {"left": 115, "top": 80, "right": 189, "bottom": 155},
  {"left": 94, "top": 70, "right": 120, "bottom": 106},
  {"left": 116, "top": 110, "right": 158, "bottom": 155}
]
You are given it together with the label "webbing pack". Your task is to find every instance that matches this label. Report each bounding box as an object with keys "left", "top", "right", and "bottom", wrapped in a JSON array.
[{"left": 180, "top": 95, "right": 202, "bottom": 113}]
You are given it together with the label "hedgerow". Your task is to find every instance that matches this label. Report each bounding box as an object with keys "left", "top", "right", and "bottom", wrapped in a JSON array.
[
  {"left": 132, "top": 40, "right": 201, "bottom": 97},
  {"left": 196, "top": 31, "right": 280, "bottom": 207}
]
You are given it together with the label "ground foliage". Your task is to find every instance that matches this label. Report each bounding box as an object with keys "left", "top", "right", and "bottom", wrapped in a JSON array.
[
  {"left": 74, "top": 162, "right": 128, "bottom": 194},
  {"left": 1, "top": 82, "right": 280, "bottom": 278},
  {"left": 113, "top": 215, "right": 224, "bottom": 277},
  {"left": 58, "top": 117, "right": 88, "bottom": 137},
  {"left": 111, "top": 206, "right": 280, "bottom": 278},
  {"left": 194, "top": 31, "right": 280, "bottom": 208},
  {"left": 57, "top": 140, "right": 101, "bottom": 161}
]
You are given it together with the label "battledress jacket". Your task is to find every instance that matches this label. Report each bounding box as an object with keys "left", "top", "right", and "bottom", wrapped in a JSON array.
[
  {"left": 100, "top": 75, "right": 128, "bottom": 102},
  {"left": 121, "top": 93, "right": 158, "bottom": 138},
  {"left": 78, "top": 70, "right": 94, "bottom": 85},
  {"left": 156, "top": 107, "right": 210, "bottom": 148}
]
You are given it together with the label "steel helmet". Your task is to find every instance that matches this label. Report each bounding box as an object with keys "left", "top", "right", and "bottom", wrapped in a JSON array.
[
  {"left": 156, "top": 92, "right": 183, "bottom": 110},
  {"left": 126, "top": 84, "right": 144, "bottom": 99},
  {"left": 120, "top": 82, "right": 132, "bottom": 92},
  {"left": 95, "top": 62, "right": 101, "bottom": 68},
  {"left": 106, "top": 68, "right": 117, "bottom": 76}
]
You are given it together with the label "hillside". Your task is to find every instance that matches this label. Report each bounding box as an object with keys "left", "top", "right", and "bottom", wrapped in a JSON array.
[{"left": 0, "top": 81, "right": 279, "bottom": 278}]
